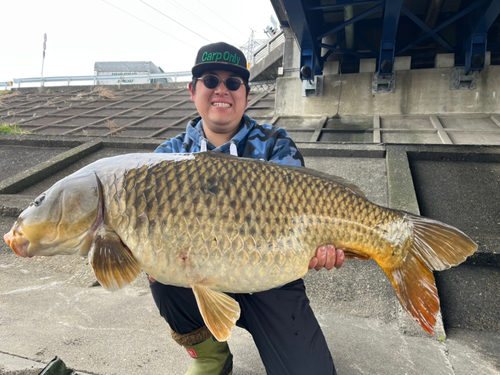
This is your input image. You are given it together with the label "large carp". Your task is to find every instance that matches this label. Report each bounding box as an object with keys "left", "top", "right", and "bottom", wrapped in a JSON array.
[{"left": 4, "top": 152, "right": 477, "bottom": 341}]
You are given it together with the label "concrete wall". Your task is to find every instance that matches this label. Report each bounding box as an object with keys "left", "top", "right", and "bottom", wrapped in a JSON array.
[
  {"left": 275, "top": 66, "right": 500, "bottom": 116},
  {"left": 249, "top": 44, "right": 284, "bottom": 82}
]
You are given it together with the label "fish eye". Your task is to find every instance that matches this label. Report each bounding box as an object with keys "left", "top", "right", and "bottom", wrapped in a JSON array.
[{"left": 33, "top": 193, "right": 46, "bottom": 207}]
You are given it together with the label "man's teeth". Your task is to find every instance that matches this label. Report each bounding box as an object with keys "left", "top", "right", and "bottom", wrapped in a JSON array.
[{"left": 213, "top": 102, "right": 231, "bottom": 107}]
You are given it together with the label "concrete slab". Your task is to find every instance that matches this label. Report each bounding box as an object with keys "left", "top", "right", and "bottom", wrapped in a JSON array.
[
  {"left": 0, "top": 145, "right": 70, "bottom": 183},
  {"left": 324, "top": 61, "right": 340, "bottom": 75},
  {"left": 0, "top": 141, "right": 101, "bottom": 194},
  {"left": 275, "top": 66, "right": 500, "bottom": 116},
  {"left": 249, "top": 42, "right": 284, "bottom": 82},
  {"left": 435, "top": 54, "right": 455, "bottom": 68},
  {"left": 409, "top": 159, "right": 500, "bottom": 261},
  {"left": 359, "top": 59, "right": 376, "bottom": 73},
  {"left": 436, "top": 265, "right": 500, "bottom": 332},
  {"left": 394, "top": 56, "right": 411, "bottom": 71},
  {"left": 17, "top": 146, "right": 156, "bottom": 196}
]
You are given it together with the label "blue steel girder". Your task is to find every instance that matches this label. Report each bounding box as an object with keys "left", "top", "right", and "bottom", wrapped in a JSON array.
[
  {"left": 464, "top": 0, "right": 500, "bottom": 74},
  {"left": 308, "top": 0, "right": 380, "bottom": 12},
  {"left": 400, "top": 5, "right": 453, "bottom": 53},
  {"left": 316, "top": 2, "right": 383, "bottom": 41},
  {"left": 319, "top": 44, "right": 371, "bottom": 59},
  {"left": 280, "top": 0, "right": 323, "bottom": 80},
  {"left": 282, "top": 0, "right": 386, "bottom": 79},
  {"left": 397, "top": 0, "right": 489, "bottom": 56},
  {"left": 313, "top": 1, "right": 383, "bottom": 75},
  {"left": 378, "top": 0, "right": 405, "bottom": 76}
]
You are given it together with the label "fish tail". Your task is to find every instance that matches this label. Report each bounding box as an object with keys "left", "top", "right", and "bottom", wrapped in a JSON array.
[{"left": 382, "top": 214, "right": 477, "bottom": 335}]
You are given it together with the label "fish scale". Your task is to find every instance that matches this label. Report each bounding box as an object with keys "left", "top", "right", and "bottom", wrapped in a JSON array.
[
  {"left": 106, "top": 155, "right": 368, "bottom": 291},
  {"left": 5, "top": 151, "right": 477, "bottom": 341}
]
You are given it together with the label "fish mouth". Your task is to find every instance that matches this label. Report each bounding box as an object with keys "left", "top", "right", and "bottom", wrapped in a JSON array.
[{"left": 4, "top": 229, "right": 31, "bottom": 258}]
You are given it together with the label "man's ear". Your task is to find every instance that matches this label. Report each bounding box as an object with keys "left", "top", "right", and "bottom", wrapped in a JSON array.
[{"left": 188, "top": 82, "right": 195, "bottom": 102}]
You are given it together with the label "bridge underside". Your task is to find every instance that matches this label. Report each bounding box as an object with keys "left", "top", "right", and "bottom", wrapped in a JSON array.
[{"left": 270, "top": 0, "right": 500, "bottom": 78}]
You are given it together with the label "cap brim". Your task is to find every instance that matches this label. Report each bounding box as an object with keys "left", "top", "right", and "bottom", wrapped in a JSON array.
[{"left": 192, "top": 62, "right": 250, "bottom": 81}]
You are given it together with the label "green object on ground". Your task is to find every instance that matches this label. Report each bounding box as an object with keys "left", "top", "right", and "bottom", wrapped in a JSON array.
[
  {"left": 0, "top": 123, "right": 32, "bottom": 134},
  {"left": 184, "top": 337, "right": 233, "bottom": 375},
  {"left": 38, "top": 356, "right": 77, "bottom": 375}
]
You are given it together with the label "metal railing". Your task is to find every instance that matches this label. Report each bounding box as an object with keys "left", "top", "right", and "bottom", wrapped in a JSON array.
[
  {"left": 11, "top": 71, "right": 192, "bottom": 88},
  {"left": 1, "top": 81, "right": 13, "bottom": 90},
  {"left": 252, "top": 29, "right": 285, "bottom": 66},
  {"left": 7, "top": 34, "right": 286, "bottom": 90}
]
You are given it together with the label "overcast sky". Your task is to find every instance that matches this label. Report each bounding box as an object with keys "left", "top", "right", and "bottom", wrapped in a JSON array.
[{"left": 0, "top": 0, "right": 278, "bottom": 83}]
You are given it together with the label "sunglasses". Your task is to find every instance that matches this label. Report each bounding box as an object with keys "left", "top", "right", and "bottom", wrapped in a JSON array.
[{"left": 197, "top": 74, "right": 244, "bottom": 92}]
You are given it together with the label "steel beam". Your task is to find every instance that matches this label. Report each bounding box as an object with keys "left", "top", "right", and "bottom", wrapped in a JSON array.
[
  {"left": 318, "top": 44, "right": 371, "bottom": 58},
  {"left": 378, "top": 0, "right": 404, "bottom": 75},
  {"left": 316, "top": 3, "right": 383, "bottom": 41},
  {"left": 463, "top": 0, "right": 500, "bottom": 73},
  {"left": 308, "top": 0, "right": 380, "bottom": 11},
  {"left": 397, "top": 0, "right": 489, "bottom": 56},
  {"left": 281, "top": 0, "right": 322, "bottom": 80},
  {"left": 400, "top": 5, "right": 453, "bottom": 52}
]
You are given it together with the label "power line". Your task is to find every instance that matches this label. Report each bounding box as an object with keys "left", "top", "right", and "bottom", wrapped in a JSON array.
[
  {"left": 102, "top": 0, "right": 196, "bottom": 49},
  {"left": 195, "top": 0, "right": 248, "bottom": 39},
  {"left": 140, "top": 0, "right": 212, "bottom": 43},
  {"left": 164, "top": 0, "right": 240, "bottom": 45}
]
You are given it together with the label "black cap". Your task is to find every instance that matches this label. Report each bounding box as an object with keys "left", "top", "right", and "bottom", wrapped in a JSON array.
[{"left": 192, "top": 42, "right": 249, "bottom": 81}]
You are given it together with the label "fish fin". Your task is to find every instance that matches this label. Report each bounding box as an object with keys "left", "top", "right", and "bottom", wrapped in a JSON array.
[
  {"left": 384, "top": 250, "right": 438, "bottom": 334},
  {"left": 192, "top": 284, "right": 241, "bottom": 342},
  {"left": 89, "top": 225, "right": 142, "bottom": 292},
  {"left": 382, "top": 214, "right": 478, "bottom": 335},
  {"left": 408, "top": 214, "right": 478, "bottom": 271},
  {"left": 343, "top": 249, "right": 372, "bottom": 260}
]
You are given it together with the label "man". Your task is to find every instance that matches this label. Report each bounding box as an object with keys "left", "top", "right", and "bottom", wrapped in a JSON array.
[{"left": 150, "top": 42, "right": 345, "bottom": 375}]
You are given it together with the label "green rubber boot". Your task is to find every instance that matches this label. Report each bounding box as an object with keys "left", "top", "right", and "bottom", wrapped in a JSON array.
[{"left": 171, "top": 326, "right": 233, "bottom": 375}]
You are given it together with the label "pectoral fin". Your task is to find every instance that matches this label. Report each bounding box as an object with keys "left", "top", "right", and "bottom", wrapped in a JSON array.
[
  {"left": 192, "top": 284, "right": 241, "bottom": 342},
  {"left": 89, "top": 225, "right": 142, "bottom": 291}
]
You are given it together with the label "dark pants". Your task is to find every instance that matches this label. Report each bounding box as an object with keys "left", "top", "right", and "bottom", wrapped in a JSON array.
[{"left": 149, "top": 278, "right": 336, "bottom": 375}]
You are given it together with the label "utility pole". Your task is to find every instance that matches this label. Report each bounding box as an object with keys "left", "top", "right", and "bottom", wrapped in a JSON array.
[
  {"left": 41, "top": 34, "right": 47, "bottom": 87},
  {"left": 247, "top": 29, "right": 255, "bottom": 68}
]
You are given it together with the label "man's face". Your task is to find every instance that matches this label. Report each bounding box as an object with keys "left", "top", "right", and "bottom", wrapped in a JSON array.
[{"left": 189, "top": 70, "right": 248, "bottom": 138}]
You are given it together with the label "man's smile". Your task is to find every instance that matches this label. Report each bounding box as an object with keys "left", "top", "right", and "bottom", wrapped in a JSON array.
[{"left": 212, "top": 102, "right": 232, "bottom": 107}]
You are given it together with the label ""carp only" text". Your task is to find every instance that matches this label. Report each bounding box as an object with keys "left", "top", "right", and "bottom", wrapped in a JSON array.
[{"left": 202, "top": 51, "right": 241, "bottom": 65}]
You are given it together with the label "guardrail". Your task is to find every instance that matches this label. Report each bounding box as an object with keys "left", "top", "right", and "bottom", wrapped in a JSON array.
[
  {"left": 11, "top": 71, "right": 192, "bottom": 88},
  {"left": 252, "top": 29, "right": 285, "bottom": 66},
  {"left": 7, "top": 35, "right": 286, "bottom": 90},
  {"left": 1, "top": 81, "right": 13, "bottom": 90}
]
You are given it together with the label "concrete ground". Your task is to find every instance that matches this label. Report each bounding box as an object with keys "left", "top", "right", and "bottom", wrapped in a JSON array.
[
  {"left": 0, "top": 137, "right": 498, "bottom": 375},
  {"left": 1, "top": 213, "right": 499, "bottom": 375}
]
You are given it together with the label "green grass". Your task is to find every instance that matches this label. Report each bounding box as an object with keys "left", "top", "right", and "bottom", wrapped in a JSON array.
[{"left": 0, "top": 123, "right": 34, "bottom": 135}]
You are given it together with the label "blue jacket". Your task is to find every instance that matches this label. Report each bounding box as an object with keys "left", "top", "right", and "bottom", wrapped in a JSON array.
[{"left": 154, "top": 114, "right": 304, "bottom": 167}]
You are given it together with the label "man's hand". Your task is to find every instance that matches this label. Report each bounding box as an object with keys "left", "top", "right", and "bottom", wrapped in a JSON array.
[{"left": 309, "top": 244, "right": 345, "bottom": 271}]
